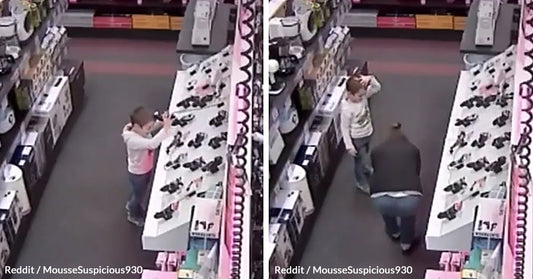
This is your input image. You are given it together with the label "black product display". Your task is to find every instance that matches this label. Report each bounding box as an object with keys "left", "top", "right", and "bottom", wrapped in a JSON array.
[
  {"left": 26, "top": 116, "right": 54, "bottom": 159},
  {"left": 294, "top": 145, "right": 323, "bottom": 199},
  {"left": 460, "top": 95, "right": 496, "bottom": 109},
  {"left": 201, "top": 156, "right": 223, "bottom": 174},
  {"left": 160, "top": 178, "right": 184, "bottom": 194},
  {"left": 10, "top": 146, "right": 39, "bottom": 188},
  {"left": 448, "top": 153, "right": 471, "bottom": 170},
  {"left": 188, "top": 132, "right": 207, "bottom": 148},
  {"left": 61, "top": 59, "right": 85, "bottom": 111},
  {"left": 443, "top": 177, "right": 467, "bottom": 194},
  {"left": 492, "top": 110, "right": 511, "bottom": 127},
  {"left": 455, "top": 114, "right": 479, "bottom": 127},
  {"left": 183, "top": 157, "right": 206, "bottom": 171},
  {"left": 166, "top": 132, "right": 186, "bottom": 154},
  {"left": 466, "top": 157, "right": 489, "bottom": 171},
  {"left": 208, "top": 132, "right": 227, "bottom": 149},
  {"left": 437, "top": 202, "right": 462, "bottom": 221},
  {"left": 496, "top": 93, "right": 513, "bottom": 107},
  {"left": 471, "top": 132, "right": 490, "bottom": 148},
  {"left": 164, "top": 153, "right": 187, "bottom": 170},
  {"left": 450, "top": 131, "right": 469, "bottom": 154},
  {"left": 209, "top": 110, "right": 227, "bottom": 127},
  {"left": 154, "top": 205, "right": 174, "bottom": 221},
  {"left": 492, "top": 132, "right": 511, "bottom": 149},
  {"left": 485, "top": 156, "right": 507, "bottom": 174}
]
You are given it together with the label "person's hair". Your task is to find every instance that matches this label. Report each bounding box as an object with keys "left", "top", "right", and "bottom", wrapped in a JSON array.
[
  {"left": 346, "top": 75, "right": 363, "bottom": 95},
  {"left": 130, "top": 106, "right": 153, "bottom": 127}
]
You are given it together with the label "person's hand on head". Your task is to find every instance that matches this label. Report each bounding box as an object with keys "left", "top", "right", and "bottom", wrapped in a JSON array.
[{"left": 360, "top": 75, "right": 372, "bottom": 89}]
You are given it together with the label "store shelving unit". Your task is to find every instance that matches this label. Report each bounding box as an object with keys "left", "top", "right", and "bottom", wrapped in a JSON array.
[
  {"left": 0, "top": 3, "right": 66, "bottom": 169},
  {"left": 0, "top": 4, "right": 85, "bottom": 274}
]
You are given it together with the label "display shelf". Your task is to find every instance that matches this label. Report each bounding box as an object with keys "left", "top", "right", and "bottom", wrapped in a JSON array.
[
  {"left": 352, "top": 0, "right": 469, "bottom": 10},
  {"left": 269, "top": 7, "right": 342, "bottom": 124},
  {"left": 3, "top": 79, "right": 84, "bottom": 279},
  {"left": 284, "top": 145, "right": 343, "bottom": 279},
  {"left": 0, "top": 4, "right": 66, "bottom": 165},
  {"left": 142, "top": 70, "right": 229, "bottom": 251},
  {"left": 68, "top": 0, "right": 185, "bottom": 14},
  {"left": 176, "top": 0, "right": 237, "bottom": 56},
  {"left": 426, "top": 62, "right": 515, "bottom": 251},
  {"left": 459, "top": 0, "right": 518, "bottom": 56},
  {"left": 0, "top": 4, "right": 65, "bottom": 107}
]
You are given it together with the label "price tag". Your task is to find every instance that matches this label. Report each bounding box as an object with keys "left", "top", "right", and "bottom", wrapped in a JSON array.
[
  {"left": 189, "top": 198, "right": 222, "bottom": 239},
  {"left": 474, "top": 198, "right": 505, "bottom": 239}
]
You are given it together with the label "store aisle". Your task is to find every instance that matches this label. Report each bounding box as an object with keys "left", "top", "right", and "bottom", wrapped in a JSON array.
[
  {"left": 14, "top": 38, "right": 178, "bottom": 278},
  {"left": 297, "top": 38, "right": 463, "bottom": 279}
]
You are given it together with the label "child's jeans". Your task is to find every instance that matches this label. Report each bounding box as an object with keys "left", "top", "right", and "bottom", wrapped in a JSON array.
[
  {"left": 127, "top": 171, "right": 152, "bottom": 219},
  {"left": 352, "top": 136, "right": 372, "bottom": 193}
]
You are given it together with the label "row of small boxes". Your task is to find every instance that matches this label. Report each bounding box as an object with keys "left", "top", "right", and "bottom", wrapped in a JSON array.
[
  {"left": 61, "top": 10, "right": 184, "bottom": 30},
  {"left": 342, "top": 10, "right": 466, "bottom": 30}
]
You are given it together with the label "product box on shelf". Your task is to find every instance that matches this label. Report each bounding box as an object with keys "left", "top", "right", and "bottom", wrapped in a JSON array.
[
  {"left": 295, "top": 145, "right": 323, "bottom": 199},
  {"left": 341, "top": 9, "right": 378, "bottom": 27},
  {"left": 23, "top": 131, "right": 47, "bottom": 177},
  {"left": 473, "top": 198, "right": 505, "bottom": 239},
  {"left": 310, "top": 116, "right": 338, "bottom": 157},
  {"left": 0, "top": 190, "right": 22, "bottom": 247},
  {"left": 270, "top": 190, "right": 305, "bottom": 248},
  {"left": 61, "top": 59, "right": 85, "bottom": 111},
  {"left": 26, "top": 116, "right": 54, "bottom": 160},
  {"left": 377, "top": 14, "right": 416, "bottom": 29},
  {"left": 0, "top": 224, "right": 10, "bottom": 270},
  {"left": 453, "top": 16, "right": 467, "bottom": 31},
  {"left": 21, "top": 53, "right": 53, "bottom": 102},
  {"left": 189, "top": 198, "right": 222, "bottom": 239},
  {"left": 33, "top": 76, "right": 72, "bottom": 146},
  {"left": 10, "top": 146, "right": 39, "bottom": 188},
  {"left": 306, "top": 131, "right": 330, "bottom": 177},
  {"left": 170, "top": 16, "right": 184, "bottom": 31},
  {"left": 60, "top": 9, "right": 95, "bottom": 28},
  {"left": 93, "top": 14, "right": 132, "bottom": 29},
  {"left": 267, "top": 242, "right": 283, "bottom": 279},
  {"left": 269, "top": 223, "right": 294, "bottom": 268},
  {"left": 132, "top": 14, "right": 170, "bottom": 30},
  {"left": 415, "top": 14, "right": 454, "bottom": 30},
  {"left": 270, "top": 127, "right": 285, "bottom": 165}
]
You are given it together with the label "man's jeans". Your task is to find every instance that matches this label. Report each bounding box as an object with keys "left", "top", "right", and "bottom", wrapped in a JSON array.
[
  {"left": 372, "top": 195, "right": 421, "bottom": 245},
  {"left": 352, "top": 136, "right": 372, "bottom": 193},
  {"left": 127, "top": 172, "right": 152, "bottom": 219}
]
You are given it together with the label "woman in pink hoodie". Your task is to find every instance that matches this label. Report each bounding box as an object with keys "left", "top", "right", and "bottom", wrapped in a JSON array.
[{"left": 122, "top": 107, "right": 172, "bottom": 226}]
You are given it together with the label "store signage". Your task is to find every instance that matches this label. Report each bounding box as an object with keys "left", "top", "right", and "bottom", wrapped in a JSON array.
[
  {"left": 190, "top": 198, "right": 222, "bottom": 239},
  {"left": 474, "top": 198, "right": 506, "bottom": 239}
]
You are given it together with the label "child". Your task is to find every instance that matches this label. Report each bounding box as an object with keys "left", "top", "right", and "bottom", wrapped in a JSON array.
[
  {"left": 340, "top": 74, "right": 382, "bottom": 194},
  {"left": 122, "top": 106, "right": 172, "bottom": 226}
]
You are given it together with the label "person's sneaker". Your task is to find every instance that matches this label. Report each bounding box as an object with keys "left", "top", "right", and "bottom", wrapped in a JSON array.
[
  {"left": 357, "top": 185, "right": 370, "bottom": 195},
  {"left": 401, "top": 238, "right": 420, "bottom": 255},
  {"left": 388, "top": 232, "right": 400, "bottom": 242},
  {"left": 127, "top": 215, "right": 145, "bottom": 227}
]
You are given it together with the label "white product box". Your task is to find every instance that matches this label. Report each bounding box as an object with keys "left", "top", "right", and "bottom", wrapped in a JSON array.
[
  {"left": 270, "top": 127, "right": 285, "bottom": 165},
  {"left": 0, "top": 191, "right": 22, "bottom": 235}
]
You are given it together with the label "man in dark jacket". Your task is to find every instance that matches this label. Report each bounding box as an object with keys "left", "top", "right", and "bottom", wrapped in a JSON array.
[{"left": 370, "top": 123, "right": 422, "bottom": 254}]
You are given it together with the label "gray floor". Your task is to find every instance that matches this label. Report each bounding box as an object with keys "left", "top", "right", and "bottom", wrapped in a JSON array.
[
  {"left": 296, "top": 38, "right": 463, "bottom": 279},
  {"left": 14, "top": 38, "right": 178, "bottom": 279}
]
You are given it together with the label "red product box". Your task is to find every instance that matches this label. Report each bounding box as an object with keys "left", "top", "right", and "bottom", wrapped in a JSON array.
[
  {"left": 377, "top": 16, "right": 416, "bottom": 29},
  {"left": 93, "top": 15, "right": 132, "bottom": 29}
]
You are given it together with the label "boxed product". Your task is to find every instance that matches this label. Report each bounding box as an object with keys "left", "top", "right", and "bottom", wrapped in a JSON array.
[
  {"left": 377, "top": 14, "right": 416, "bottom": 29},
  {"left": 310, "top": 116, "right": 338, "bottom": 158},
  {"left": 270, "top": 127, "right": 285, "bottom": 165},
  {"left": 93, "top": 14, "right": 132, "bottom": 29},
  {"left": 23, "top": 131, "right": 47, "bottom": 178},
  {"left": 59, "top": 9, "right": 95, "bottom": 28},
  {"left": 0, "top": 190, "right": 22, "bottom": 247},
  {"left": 295, "top": 145, "right": 323, "bottom": 198},
  {"left": 170, "top": 16, "right": 184, "bottom": 30},
  {"left": 61, "top": 59, "right": 86, "bottom": 111},
  {"left": 415, "top": 14, "right": 454, "bottom": 30},
  {"left": 306, "top": 131, "right": 330, "bottom": 177},
  {"left": 132, "top": 14, "right": 170, "bottom": 30},
  {"left": 10, "top": 146, "right": 40, "bottom": 188},
  {"left": 0, "top": 224, "right": 10, "bottom": 270},
  {"left": 453, "top": 16, "right": 467, "bottom": 31},
  {"left": 270, "top": 190, "right": 305, "bottom": 248},
  {"left": 269, "top": 223, "right": 294, "bottom": 268},
  {"left": 26, "top": 116, "right": 54, "bottom": 160}
]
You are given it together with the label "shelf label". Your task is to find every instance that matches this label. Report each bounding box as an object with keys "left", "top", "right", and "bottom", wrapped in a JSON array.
[
  {"left": 474, "top": 198, "right": 505, "bottom": 239},
  {"left": 189, "top": 198, "right": 222, "bottom": 239}
]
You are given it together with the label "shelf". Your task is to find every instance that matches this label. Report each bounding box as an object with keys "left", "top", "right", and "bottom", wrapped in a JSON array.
[
  {"left": 69, "top": 0, "right": 185, "bottom": 14},
  {"left": 0, "top": 4, "right": 65, "bottom": 165},
  {"left": 0, "top": 4, "right": 65, "bottom": 104},
  {"left": 269, "top": 8, "right": 342, "bottom": 123},
  {"left": 352, "top": 0, "right": 469, "bottom": 10}
]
